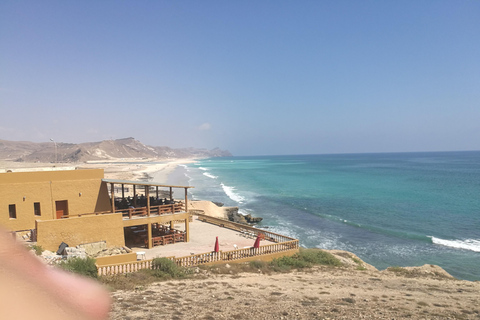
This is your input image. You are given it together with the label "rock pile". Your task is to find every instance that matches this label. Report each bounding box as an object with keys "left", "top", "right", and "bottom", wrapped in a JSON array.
[
  {"left": 91, "top": 247, "right": 130, "bottom": 258},
  {"left": 64, "top": 247, "right": 87, "bottom": 259}
]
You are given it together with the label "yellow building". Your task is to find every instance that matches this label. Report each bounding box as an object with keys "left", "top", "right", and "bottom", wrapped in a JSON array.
[{"left": 0, "top": 169, "right": 192, "bottom": 252}]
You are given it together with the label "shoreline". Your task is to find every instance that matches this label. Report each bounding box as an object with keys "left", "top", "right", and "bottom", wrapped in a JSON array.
[
  {"left": 3, "top": 159, "right": 478, "bottom": 281},
  {"left": 4, "top": 159, "right": 480, "bottom": 318}
]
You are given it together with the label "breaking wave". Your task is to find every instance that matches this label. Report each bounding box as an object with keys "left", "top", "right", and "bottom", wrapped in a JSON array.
[
  {"left": 221, "top": 183, "right": 245, "bottom": 203},
  {"left": 203, "top": 172, "right": 218, "bottom": 179},
  {"left": 430, "top": 237, "right": 480, "bottom": 252}
]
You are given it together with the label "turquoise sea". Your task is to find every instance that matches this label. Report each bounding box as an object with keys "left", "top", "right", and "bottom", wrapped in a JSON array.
[{"left": 168, "top": 152, "right": 480, "bottom": 281}]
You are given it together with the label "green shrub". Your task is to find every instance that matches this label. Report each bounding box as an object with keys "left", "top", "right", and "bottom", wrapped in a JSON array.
[
  {"left": 297, "top": 249, "right": 342, "bottom": 266},
  {"left": 270, "top": 255, "right": 311, "bottom": 272},
  {"left": 151, "top": 257, "right": 189, "bottom": 279},
  {"left": 269, "top": 249, "right": 342, "bottom": 272},
  {"left": 30, "top": 244, "right": 44, "bottom": 256},
  {"left": 58, "top": 257, "right": 98, "bottom": 279}
]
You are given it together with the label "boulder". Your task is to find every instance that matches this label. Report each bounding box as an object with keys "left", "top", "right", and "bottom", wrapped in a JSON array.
[
  {"left": 227, "top": 208, "right": 263, "bottom": 225},
  {"left": 244, "top": 214, "right": 263, "bottom": 223}
]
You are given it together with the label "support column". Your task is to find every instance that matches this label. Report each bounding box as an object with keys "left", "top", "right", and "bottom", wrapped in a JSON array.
[
  {"left": 156, "top": 186, "right": 159, "bottom": 199},
  {"left": 185, "top": 218, "right": 190, "bottom": 242},
  {"left": 110, "top": 183, "right": 115, "bottom": 213},
  {"left": 121, "top": 184, "right": 125, "bottom": 199},
  {"left": 170, "top": 220, "right": 175, "bottom": 230},
  {"left": 147, "top": 223, "right": 152, "bottom": 249},
  {"left": 169, "top": 187, "right": 173, "bottom": 201},
  {"left": 146, "top": 185, "right": 150, "bottom": 217},
  {"left": 184, "top": 187, "right": 188, "bottom": 213},
  {"left": 133, "top": 185, "right": 137, "bottom": 207}
]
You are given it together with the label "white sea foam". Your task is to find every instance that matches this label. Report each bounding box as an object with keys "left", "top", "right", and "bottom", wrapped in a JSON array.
[
  {"left": 184, "top": 172, "right": 193, "bottom": 184},
  {"left": 221, "top": 183, "right": 245, "bottom": 203},
  {"left": 179, "top": 164, "right": 190, "bottom": 172},
  {"left": 203, "top": 172, "right": 218, "bottom": 179},
  {"left": 430, "top": 236, "right": 480, "bottom": 252},
  {"left": 199, "top": 167, "right": 207, "bottom": 171}
]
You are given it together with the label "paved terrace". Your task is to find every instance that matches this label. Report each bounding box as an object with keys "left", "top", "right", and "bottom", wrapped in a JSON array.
[{"left": 129, "top": 216, "right": 276, "bottom": 260}]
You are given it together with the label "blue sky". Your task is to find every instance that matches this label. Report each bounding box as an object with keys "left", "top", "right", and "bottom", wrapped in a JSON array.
[{"left": 1, "top": 1, "right": 479, "bottom": 156}]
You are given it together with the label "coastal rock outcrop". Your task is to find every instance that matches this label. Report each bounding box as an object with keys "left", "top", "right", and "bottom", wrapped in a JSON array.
[
  {"left": 226, "top": 208, "right": 263, "bottom": 225},
  {"left": 244, "top": 214, "right": 263, "bottom": 223}
]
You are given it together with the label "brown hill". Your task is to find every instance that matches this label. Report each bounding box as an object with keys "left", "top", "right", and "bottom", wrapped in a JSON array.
[{"left": 0, "top": 138, "right": 232, "bottom": 163}]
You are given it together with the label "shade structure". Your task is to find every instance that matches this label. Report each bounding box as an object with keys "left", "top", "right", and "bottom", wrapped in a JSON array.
[
  {"left": 253, "top": 234, "right": 261, "bottom": 249},
  {"left": 214, "top": 236, "right": 219, "bottom": 252}
]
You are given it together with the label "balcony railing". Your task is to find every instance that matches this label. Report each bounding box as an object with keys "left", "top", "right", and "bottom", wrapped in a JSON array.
[{"left": 117, "top": 203, "right": 185, "bottom": 219}]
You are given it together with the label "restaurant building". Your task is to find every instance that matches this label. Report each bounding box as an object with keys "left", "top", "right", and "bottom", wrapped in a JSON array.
[{"left": 0, "top": 168, "right": 192, "bottom": 252}]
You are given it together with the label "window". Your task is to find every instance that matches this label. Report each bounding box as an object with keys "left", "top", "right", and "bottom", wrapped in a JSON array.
[
  {"left": 9, "top": 204, "right": 16, "bottom": 219},
  {"left": 34, "top": 202, "right": 41, "bottom": 216}
]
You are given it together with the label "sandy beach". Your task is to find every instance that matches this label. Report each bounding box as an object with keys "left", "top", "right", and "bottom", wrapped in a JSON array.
[
  {"left": 1, "top": 158, "right": 195, "bottom": 185},
  {"left": 79, "top": 158, "right": 197, "bottom": 183}
]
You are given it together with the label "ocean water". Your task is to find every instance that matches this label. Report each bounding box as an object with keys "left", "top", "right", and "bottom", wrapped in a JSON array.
[{"left": 170, "top": 152, "right": 480, "bottom": 281}]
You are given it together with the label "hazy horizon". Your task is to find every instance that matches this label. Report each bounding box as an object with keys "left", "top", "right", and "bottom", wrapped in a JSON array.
[{"left": 1, "top": 2, "right": 479, "bottom": 156}]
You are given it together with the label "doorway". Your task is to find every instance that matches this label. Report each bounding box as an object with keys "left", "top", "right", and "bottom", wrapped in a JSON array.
[{"left": 55, "top": 200, "right": 69, "bottom": 219}]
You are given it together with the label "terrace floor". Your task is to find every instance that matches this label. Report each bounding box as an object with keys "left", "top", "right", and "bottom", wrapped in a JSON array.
[{"left": 129, "top": 216, "right": 275, "bottom": 260}]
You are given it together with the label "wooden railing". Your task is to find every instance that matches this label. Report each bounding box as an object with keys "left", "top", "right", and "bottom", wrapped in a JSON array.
[
  {"left": 61, "top": 211, "right": 112, "bottom": 219},
  {"left": 97, "top": 238, "right": 299, "bottom": 276},
  {"left": 174, "top": 251, "right": 222, "bottom": 267},
  {"left": 192, "top": 212, "right": 295, "bottom": 244},
  {"left": 152, "top": 232, "right": 185, "bottom": 246},
  {"left": 60, "top": 203, "right": 184, "bottom": 220},
  {"left": 220, "top": 240, "right": 299, "bottom": 262},
  {"left": 117, "top": 203, "right": 184, "bottom": 219},
  {"left": 98, "top": 259, "right": 154, "bottom": 276}
]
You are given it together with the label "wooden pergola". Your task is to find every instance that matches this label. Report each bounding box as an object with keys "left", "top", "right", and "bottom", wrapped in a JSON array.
[
  {"left": 102, "top": 179, "right": 194, "bottom": 248},
  {"left": 102, "top": 179, "right": 193, "bottom": 215}
]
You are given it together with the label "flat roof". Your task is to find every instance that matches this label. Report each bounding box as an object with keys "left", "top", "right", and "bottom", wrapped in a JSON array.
[{"left": 102, "top": 178, "right": 193, "bottom": 189}]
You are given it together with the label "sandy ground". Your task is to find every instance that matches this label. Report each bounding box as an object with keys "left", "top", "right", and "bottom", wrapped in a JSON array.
[
  {"left": 0, "top": 158, "right": 195, "bottom": 183},
  {"left": 80, "top": 158, "right": 196, "bottom": 183},
  {"left": 188, "top": 200, "right": 232, "bottom": 219},
  {"left": 109, "top": 258, "right": 480, "bottom": 320}
]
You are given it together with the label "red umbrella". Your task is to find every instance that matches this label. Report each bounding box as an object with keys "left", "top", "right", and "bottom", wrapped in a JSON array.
[
  {"left": 214, "top": 236, "right": 219, "bottom": 252},
  {"left": 253, "top": 234, "right": 261, "bottom": 249}
]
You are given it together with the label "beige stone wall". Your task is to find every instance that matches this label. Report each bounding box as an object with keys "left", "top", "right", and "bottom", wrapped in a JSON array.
[
  {"left": 0, "top": 169, "right": 111, "bottom": 231},
  {"left": 36, "top": 213, "right": 125, "bottom": 251},
  {"left": 95, "top": 252, "right": 137, "bottom": 266}
]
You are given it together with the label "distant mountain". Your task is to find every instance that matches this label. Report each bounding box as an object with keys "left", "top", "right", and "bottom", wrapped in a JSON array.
[{"left": 0, "top": 137, "right": 232, "bottom": 163}]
